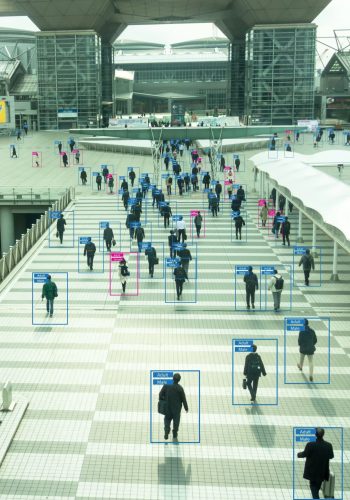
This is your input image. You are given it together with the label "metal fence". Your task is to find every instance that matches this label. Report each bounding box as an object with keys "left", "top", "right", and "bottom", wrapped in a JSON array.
[{"left": 0, "top": 187, "right": 75, "bottom": 283}]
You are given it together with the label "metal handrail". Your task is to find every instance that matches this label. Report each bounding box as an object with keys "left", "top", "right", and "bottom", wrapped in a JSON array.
[{"left": 0, "top": 187, "right": 75, "bottom": 283}]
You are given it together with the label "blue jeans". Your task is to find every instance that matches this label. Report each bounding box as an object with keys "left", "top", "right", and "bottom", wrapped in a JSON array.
[{"left": 46, "top": 299, "right": 54, "bottom": 315}]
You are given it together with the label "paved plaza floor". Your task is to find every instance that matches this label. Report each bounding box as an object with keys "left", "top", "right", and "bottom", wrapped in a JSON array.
[{"left": 0, "top": 130, "right": 348, "bottom": 499}]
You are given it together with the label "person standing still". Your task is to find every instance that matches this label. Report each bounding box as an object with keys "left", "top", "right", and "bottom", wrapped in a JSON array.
[
  {"left": 297, "top": 428, "right": 334, "bottom": 499},
  {"left": 159, "top": 373, "right": 188, "bottom": 442},
  {"left": 41, "top": 275, "right": 58, "bottom": 318},
  {"left": 297, "top": 319, "right": 317, "bottom": 382}
]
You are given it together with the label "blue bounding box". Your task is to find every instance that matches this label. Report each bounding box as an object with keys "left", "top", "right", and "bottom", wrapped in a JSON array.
[{"left": 32, "top": 272, "right": 69, "bottom": 326}]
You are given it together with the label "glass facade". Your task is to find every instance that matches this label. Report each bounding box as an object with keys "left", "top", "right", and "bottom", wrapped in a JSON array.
[
  {"left": 37, "top": 32, "right": 101, "bottom": 129},
  {"left": 245, "top": 25, "right": 316, "bottom": 125}
]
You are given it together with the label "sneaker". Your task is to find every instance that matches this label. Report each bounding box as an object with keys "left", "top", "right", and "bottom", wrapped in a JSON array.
[
  {"left": 172, "top": 437, "right": 179, "bottom": 444},
  {"left": 309, "top": 376, "right": 313, "bottom": 382},
  {"left": 164, "top": 433, "right": 169, "bottom": 440},
  {"left": 247, "top": 305, "right": 250, "bottom": 309},
  {"left": 252, "top": 304, "right": 255, "bottom": 309},
  {"left": 297, "top": 364, "right": 302, "bottom": 371},
  {"left": 50, "top": 314, "right": 53, "bottom": 318}
]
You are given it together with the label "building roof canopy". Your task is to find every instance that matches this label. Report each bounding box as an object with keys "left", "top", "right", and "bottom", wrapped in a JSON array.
[{"left": 0, "top": 0, "right": 331, "bottom": 42}]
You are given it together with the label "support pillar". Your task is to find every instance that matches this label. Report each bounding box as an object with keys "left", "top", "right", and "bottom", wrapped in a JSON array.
[
  {"left": 0, "top": 207, "right": 15, "bottom": 254},
  {"left": 259, "top": 171, "right": 263, "bottom": 198},
  {"left": 265, "top": 177, "right": 270, "bottom": 201},
  {"left": 284, "top": 199, "right": 289, "bottom": 216},
  {"left": 296, "top": 210, "right": 304, "bottom": 243},
  {"left": 311, "top": 223, "right": 318, "bottom": 257},
  {"left": 252, "top": 167, "right": 257, "bottom": 193},
  {"left": 330, "top": 241, "right": 339, "bottom": 281}
]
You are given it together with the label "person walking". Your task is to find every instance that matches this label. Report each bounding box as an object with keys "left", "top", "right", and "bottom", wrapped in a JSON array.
[
  {"left": 103, "top": 223, "right": 114, "bottom": 252},
  {"left": 243, "top": 344, "right": 266, "bottom": 403},
  {"left": 299, "top": 249, "right": 315, "bottom": 286},
  {"left": 209, "top": 194, "right": 219, "bottom": 217},
  {"left": 176, "top": 216, "right": 186, "bottom": 243},
  {"left": 162, "top": 202, "right": 172, "bottom": 228},
  {"left": 297, "top": 319, "right": 317, "bottom": 382},
  {"left": 135, "top": 225, "right": 145, "bottom": 252},
  {"left": 129, "top": 168, "right": 136, "bottom": 187},
  {"left": 11, "top": 145, "right": 17, "bottom": 158},
  {"left": 121, "top": 178, "right": 128, "bottom": 191},
  {"left": 243, "top": 266, "right": 258, "bottom": 309},
  {"left": 75, "top": 150, "right": 80, "bottom": 164},
  {"left": 260, "top": 202, "right": 268, "bottom": 227},
  {"left": 234, "top": 213, "right": 246, "bottom": 240},
  {"left": 184, "top": 173, "right": 190, "bottom": 192},
  {"left": 168, "top": 230, "right": 177, "bottom": 258},
  {"left": 118, "top": 258, "right": 129, "bottom": 294},
  {"left": 202, "top": 172, "right": 211, "bottom": 190},
  {"left": 62, "top": 152, "right": 68, "bottom": 168},
  {"left": 102, "top": 166, "right": 109, "bottom": 184},
  {"left": 177, "top": 176, "right": 184, "bottom": 196},
  {"left": 159, "top": 373, "right": 189, "bottom": 442},
  {"left": 56, "top": 214, "right": 66, "bottom": 244},
  {"left": 280, "top": 216, "right": 291, "bottom": 246},
  {"left": 41, "top": 275, "right": 58, "bottom": 318},
  {"left": 108, "top": 176, "right": 114, "bottom": 194},
  {"left": 272, "top": 211, "right": 281, "bottom": 239},
  {"left": 164, "top": 155, "right": 170, "bottom": 171},
  {"left": 177, "top": 243, "right": 192, "bottom": 276},
  {"left": 96, "top": 172, "right": 102, "bottom": 191},
  {"left": 268, "top": 269, "right": 284, "bottom": 311},
  {"left": 69, "top": 138, "right": 75, "bottom": 152},
  {"left": 122, "top": 190, "right": 130, "bottom": 211},
  {"left": 234, "top": 156, "right": 241, "bottom": 172},
  {"left": 191, "top": 173, "right": 198, "bottom": 192},
  {"left": 145, "top": 245, "right": 158, "bottom": 278},
  {"left": 194, "top": 212, "right": 203, "bottom": 238},
  {"left": 84, "top": 238, "right": 96, "bottom": 270},
  {"left": 173, "top": 264, "right": 188, "bottom": 300},
  {"left": 215, "top": 181, "right": 222, "bottom": 206},
  {"left": 236, "top": 185, "right": 246, "bottom": 205},
  {"left": 166, "top": 176, "right": 173, "bottom": 195},
  {"left": 297, "top": 428, "right": 334, "bottom": 499},
  {"left": 80, "top": 168, "right": 87, "bottom": 186}
]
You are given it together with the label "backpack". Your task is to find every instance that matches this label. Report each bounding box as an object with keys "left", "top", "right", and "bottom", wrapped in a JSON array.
[
  {"left": 249, "top": 354, "right": 262, "bottom": 377},
  {"left": 121, "top": 265, "right": 130, "bottom": 277},
  {"left": 275, "top": 276, "right": 284, "bottom": 290}
]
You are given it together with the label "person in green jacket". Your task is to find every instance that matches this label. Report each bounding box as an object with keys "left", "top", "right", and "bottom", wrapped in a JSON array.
[{"left": 41, "top": 275, "right": 58, "bottom": 317}]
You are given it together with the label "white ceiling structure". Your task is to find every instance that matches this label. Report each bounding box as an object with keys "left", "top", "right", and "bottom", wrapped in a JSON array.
[
  {"left": 0, "top": 0, "right": 331, "bottom": 41},
  {"left": 251, "top": 150, "right": 350, "bottom": 251}
]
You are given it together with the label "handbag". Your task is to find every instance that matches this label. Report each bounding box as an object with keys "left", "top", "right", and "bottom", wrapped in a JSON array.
[
  {"left": 242, "top": 378, "right": 247, "bottom": 390},
  {"left": 56, "top": 231, "right": 59, "bottom": 238},
  {"left": 154, "top": 257, "right": 159, "bottom": 265},
  {"left": 158, "top": 399, "right": 167, "bottom": 415},
  {"left": 112, "top": 239, "right": 116, "bottom": 247}
]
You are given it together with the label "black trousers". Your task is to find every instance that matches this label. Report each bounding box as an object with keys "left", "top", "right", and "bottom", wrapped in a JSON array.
[
  {"left": 164, "top": 411, "right": 181, "bottom": 437},
  {"left": 282, "top": 233, "right": 290, "bottom": 246},
  {"left": 175, "top": 280, "right": 184, "bottom": 298},
  {"left": 195, "top": 225, "right": 201, "bottom": 237},
  {"left": 211, "top": 206, "right": 218, "bottom": 217},
  {"left": 148, "top": 261, "right": 154, "bottom": 277},
  {"left": 235, "top": 226, "right": 242, "bottom": 239},
  {"left": 309, "top": 480, "right": 322, "bottom": 499},
  {"left": 164, "top": 215, "right": 170, "bottom": 228},
  {"left": 105, "top": 239, "right": 112, "bottom": 251},
  {"left": 246, "top": 289, "right": 255, "bottom": 307},
  {"left": 247, "top": 376, "right": 259, "bottom": 400},
  {"left": 87, "top": 254, "right": 94, "bottom": 269},
  {"left": 97, "top": 183, "right": 101, "bottom": 191},
  {"left": 178, "top": 229, "right": 186, "bottom": 243},
  {"left": 58, "top": 231, "right": 64, "bottom": 244},
  {"left": 304, "top": 269, "right": 311, "bottom": 285}
]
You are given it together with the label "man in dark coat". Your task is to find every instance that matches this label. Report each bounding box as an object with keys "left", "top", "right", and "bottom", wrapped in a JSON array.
[
  {"left": 128, "top": 168, "right": 136, "bottom": 187},
  {"left": 297, "top": 428, "right": 334, "bottom": 499},
  {"left": 145, "top": 245, "right": 157, "bottom": 278},
  {"left": 103, "top": 223, "right": 114, "bottom": 252},
  {"left": 173, "top": 264, "right": 188, "bottom": 300},
  {"left": 96, "top": 173, "right": 102, "bottom": 191},
  {"left": 280, "top": 217, "right": 291, "bottom": 247},
  {"left": 299, "top": 249, "right": 315, "bottom": 286},
  {"left": 84, "top": 238, "right": 96, "bottom": 270},
  {"left": 159, "top": 373, "right": 189, "bottom": 442},
  {"left": 41, "top": 275, "right": 58, "bottom": 318},
  {"left": 297, "top": 319, "right": 317, "bottom": 382},
  {"left": 243, "top": 344, "right": 266, "bottom": 403},
  {"left": 56, "top": 214, "right": 66, "bottom": 244},
  {"left": 168, "top": 230, "right": 177, "bottom": 258},
  {"left": 243, "top": 266, "right": 258, "bottom": 309},
  {"left": 234, "top": 213, "right": 246, "bottom": 240}
]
